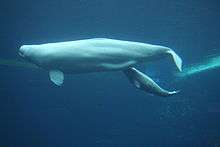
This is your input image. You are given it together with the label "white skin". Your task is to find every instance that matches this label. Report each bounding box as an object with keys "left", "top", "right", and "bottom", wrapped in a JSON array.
[
  {"left": 19, "top": 38, "right": 172, "bottom": 74},
  {"left": 19, "top": 38, "right": 182, "bottom": 96}
]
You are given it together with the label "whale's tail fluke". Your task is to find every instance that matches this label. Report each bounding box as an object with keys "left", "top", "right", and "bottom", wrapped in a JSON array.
[{"left": 166, "top": 49, "right": 182, "bottom": 71}]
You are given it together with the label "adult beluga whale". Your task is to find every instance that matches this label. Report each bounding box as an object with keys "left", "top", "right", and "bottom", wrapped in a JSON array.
[{"left": 19, "top": 38, "right": 182, "bottom": 97}]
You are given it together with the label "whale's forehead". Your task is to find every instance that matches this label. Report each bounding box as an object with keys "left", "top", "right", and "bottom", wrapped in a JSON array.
[
  {"left": 19, "top": 45, "right": 39, "bottom": 58},
  {"left": 19, "top": 45, "right": 33, "bottom": 52},
  {"left": 19, "top": 45, "right": 29, "bottom": 57}
]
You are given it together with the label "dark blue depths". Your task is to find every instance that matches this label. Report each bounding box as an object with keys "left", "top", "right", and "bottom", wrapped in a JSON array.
[{"left": 0, "top": 0, "right": 220, "bottom": 146}]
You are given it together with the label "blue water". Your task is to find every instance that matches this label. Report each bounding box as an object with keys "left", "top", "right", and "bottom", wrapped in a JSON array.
[{"left": 1, "top": 0, "right": 220, "bottom": 146}]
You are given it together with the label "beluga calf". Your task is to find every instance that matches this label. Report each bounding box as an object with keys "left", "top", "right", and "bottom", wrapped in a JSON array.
[{"left": 19, "top": 38, "right": 182, "bottom": 97}]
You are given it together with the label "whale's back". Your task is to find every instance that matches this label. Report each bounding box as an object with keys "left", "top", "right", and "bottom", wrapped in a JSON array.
[{"left": 20, "top": 38, "right": 174, "bottom": 73}]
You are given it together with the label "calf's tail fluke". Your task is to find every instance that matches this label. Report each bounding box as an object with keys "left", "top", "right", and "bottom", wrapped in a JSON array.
[{"left": 166, "top": 49, "right": 182, "bottom": 71}]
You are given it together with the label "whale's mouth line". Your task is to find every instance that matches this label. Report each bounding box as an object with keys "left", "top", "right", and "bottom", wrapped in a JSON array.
[{"left": 18, "top": 51, "right": 25, "bottom": 58}]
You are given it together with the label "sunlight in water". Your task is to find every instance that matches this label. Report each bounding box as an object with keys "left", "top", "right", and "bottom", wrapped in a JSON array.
[{"left": 176, "top": 55, "right": 220, "bottom": 78}]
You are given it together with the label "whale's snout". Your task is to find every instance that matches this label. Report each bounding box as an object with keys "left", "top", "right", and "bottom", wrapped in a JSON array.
[
  {"left": 18, "top": 45, "right": 39, "bottom": 66},
  {"left": 19, "top": 45, "right": 26, "bottom": 58}
]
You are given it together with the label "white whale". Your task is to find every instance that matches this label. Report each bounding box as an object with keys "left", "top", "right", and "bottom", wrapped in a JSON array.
[{"left": 19, "top": 38, "right": 182, "bottom": 97}]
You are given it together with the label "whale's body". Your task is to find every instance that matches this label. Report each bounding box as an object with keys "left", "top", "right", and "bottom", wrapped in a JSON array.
[
  {"left": 19, "top": 38, "right": 178, "bottom": 73},
  {"left": 19, "top": 38, "right": 182, "bottom": 97}
]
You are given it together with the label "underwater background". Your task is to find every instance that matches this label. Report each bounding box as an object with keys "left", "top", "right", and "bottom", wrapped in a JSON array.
[{"left": 1, "top": 0, "right": 220, "bottom": 146}]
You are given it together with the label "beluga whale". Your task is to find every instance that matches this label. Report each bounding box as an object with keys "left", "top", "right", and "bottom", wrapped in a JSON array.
[{"left": 19, "top": 38, "right": 182, "bottom": 97}]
